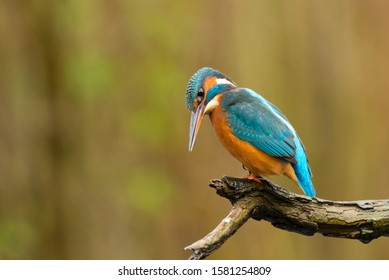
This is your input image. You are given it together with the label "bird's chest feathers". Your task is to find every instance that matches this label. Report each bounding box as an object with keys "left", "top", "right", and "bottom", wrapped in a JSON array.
[{"left": 208, "top": 100, "right": 288, "bottom": 176}]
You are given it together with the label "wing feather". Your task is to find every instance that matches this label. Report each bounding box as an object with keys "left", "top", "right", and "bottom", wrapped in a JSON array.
[{"left": 221, "top": 89, "right": 297, "bottom": 163}]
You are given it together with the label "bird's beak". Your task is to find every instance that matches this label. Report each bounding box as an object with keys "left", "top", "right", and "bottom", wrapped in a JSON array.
[{"left": 189, "top": 102, "right": 205, "bottom": 152}]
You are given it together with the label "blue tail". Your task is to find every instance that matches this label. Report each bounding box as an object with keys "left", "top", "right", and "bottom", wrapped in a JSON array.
[{"left": 292, "top": 139, "right": 316, "bottom": 197}]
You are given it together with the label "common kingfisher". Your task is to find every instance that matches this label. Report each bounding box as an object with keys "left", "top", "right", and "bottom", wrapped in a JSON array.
[{"left": 186, "top": 67, "right": 316, "bottom": 197}]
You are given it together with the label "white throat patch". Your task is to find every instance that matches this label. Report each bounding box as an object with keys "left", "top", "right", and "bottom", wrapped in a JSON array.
[{"left": 204, "top": 96, "right": 220, "bottom": 115}]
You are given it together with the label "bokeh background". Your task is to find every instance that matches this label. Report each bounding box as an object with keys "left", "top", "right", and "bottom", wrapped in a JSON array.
[{"left": 1, "top": 0, "right": 389, "bottom": 259}]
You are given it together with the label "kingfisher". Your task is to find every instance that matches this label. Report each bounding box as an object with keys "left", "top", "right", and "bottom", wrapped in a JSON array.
[{"left": 186, "top": 67, "right": 316, "bottom": 197}]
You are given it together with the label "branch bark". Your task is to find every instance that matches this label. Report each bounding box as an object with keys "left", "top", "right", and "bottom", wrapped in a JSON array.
[{"left": 185, "top": 176, "right": 389, "bottom": 260}]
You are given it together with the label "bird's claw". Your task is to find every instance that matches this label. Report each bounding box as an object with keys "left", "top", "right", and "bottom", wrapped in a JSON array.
[{"left": 242, "top": 173, "right": 264, "bottom": 182}]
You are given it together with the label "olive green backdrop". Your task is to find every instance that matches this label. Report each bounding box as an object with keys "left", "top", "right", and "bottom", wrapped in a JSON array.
[{"left": 1, "top": 0, "right": 389, "bottom": 259}]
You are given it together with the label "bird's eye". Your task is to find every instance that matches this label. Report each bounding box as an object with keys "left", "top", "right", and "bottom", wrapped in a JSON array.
[{"left": 197, "top": 87, "right": 204, "bottom": 102}]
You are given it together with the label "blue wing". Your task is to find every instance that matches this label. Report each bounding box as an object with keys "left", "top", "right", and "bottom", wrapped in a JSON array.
[{"left": 221, "top": 88, "right": 297, "bottom": 163}]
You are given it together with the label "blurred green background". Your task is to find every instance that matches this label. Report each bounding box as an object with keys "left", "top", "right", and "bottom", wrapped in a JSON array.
[{"left": 1, "top": 0, "right": 389, "bottom": 259}]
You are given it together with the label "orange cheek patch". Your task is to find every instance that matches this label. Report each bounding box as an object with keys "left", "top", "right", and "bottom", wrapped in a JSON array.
[{"left": 203, "top": 77, "right": 217, "bottom": 93}]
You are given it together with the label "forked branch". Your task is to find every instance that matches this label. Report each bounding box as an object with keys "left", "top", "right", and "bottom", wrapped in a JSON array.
[{"left": 185, "top": 176, "right": 389, "bottom": 260}]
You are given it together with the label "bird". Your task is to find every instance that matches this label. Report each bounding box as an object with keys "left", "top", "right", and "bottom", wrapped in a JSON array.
[{"left": 185, "top": 67, "right": 316, "bottom": 197}]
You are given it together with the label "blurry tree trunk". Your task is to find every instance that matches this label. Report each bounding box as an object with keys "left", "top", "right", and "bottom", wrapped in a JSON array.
[
  {"left": 185, "top": 177, "right": 389, "bottom": 260},
  {"left": 33, "top": 2, "right": 68, "bottom": 258}
]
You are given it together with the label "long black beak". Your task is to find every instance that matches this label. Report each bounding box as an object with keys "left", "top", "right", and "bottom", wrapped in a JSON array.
[{"left": 188, "top": 102, "right": 205, "bottom": 151}]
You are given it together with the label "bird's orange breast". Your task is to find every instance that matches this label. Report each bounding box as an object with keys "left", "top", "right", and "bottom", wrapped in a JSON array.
[{"left": 208, "top": 95, "right": 297, "bottom": 181}]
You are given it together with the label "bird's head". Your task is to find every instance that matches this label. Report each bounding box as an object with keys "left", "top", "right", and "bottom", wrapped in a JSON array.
[{"left": 186, "top": 67, "right": 237, "bottom": 151}]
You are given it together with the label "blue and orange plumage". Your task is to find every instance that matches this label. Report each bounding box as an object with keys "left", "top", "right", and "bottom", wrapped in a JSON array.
[{"left": 186, "top": 67, "right": 316, "bottom": 197}]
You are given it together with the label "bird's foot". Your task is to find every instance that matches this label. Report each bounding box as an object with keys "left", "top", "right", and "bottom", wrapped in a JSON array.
[
  {"left": 243, "top": 173, "right": 263, "bottom": 182},
  {"left": 241, "top": 166, "right": 267, "bottom": 183}
]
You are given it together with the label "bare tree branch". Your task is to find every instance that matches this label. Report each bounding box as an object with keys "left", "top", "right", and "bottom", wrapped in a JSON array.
[{"left": 185, "top": 176, "right": 389, "bottom": 260}]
